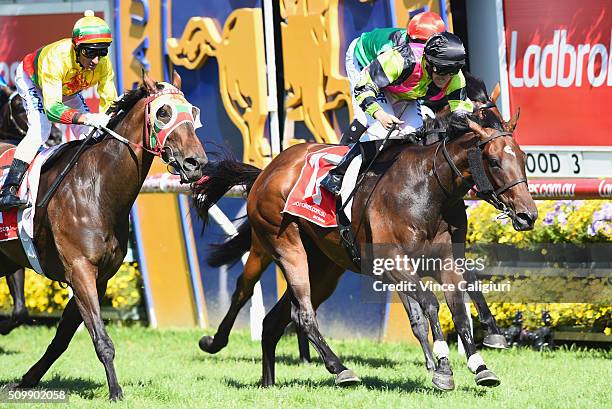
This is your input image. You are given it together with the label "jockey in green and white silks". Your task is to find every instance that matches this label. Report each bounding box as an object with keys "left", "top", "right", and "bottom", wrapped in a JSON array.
[
  {"left": 322, "top": 31, "right": 473, "bottom": 196},
  {"left": 342, "top": 11, "right": 447, "bottom": 144}
]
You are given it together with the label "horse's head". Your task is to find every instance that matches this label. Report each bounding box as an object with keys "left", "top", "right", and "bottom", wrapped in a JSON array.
[
  {"left": 141, "top": 71, "right": 207, "bottom": 183},
  {"left": 0, "top": 86, "right": 27, "bottom": 139},
  {"left": 466, "top": 113, "right": 538, "bottom": 231}
]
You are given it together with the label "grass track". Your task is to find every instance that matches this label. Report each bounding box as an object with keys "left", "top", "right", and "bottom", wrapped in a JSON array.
[{"left": 0, "top": 326, "right": 609, "bottom": 408}]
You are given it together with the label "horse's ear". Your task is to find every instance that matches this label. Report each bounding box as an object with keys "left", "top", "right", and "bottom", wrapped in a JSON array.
[
  {"left": 142, "top": 70, "right": 157, "bottom": 93},
  {"left": 504, "top": 108, "right": 520, "bottom": 132},
  {"left": 491, "top": 83, "right": 501, "bottom": 104},
  {"left": 172, "top": 70, "right": 182, "bottom": 89},
  {"left": 467, "top": 118, "right": 487, "bottom": 138}
]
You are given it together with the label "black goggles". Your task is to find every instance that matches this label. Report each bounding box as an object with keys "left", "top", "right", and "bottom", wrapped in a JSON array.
[
  {"left": 81, "top": 47, "right": 109, "bottom": 58},
  {"left": 432, "top": 65, "right": 460, "bottom": 76}
]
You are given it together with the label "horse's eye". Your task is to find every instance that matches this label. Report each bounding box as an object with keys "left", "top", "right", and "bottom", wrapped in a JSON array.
[
  {"left": 156, "top": 106, "right": 171, "bottom": 121},
  {"left": 489, "top": 158, "right": 501, "bottom": 168}
]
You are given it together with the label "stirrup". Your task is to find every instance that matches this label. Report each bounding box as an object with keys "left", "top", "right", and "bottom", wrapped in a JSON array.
[{"left": 0, "top": 189, "right": 29, "bottom": 211}]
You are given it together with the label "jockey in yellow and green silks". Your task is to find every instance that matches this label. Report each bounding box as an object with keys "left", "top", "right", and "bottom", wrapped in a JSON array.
[{"left": 0, "top": 10, "right": 118, "bottom": 211}]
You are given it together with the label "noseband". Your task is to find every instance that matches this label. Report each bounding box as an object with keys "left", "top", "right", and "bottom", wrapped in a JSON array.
[
  {"left": 433, "top": 129, "right": 528, "bottom": 213},
  {"left": 7, "top": 92, "right": 27, "bottom": 136}
]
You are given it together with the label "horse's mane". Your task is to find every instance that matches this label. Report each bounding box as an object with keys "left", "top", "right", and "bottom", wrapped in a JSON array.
[
  {"left": 464, "top": 71, "right": 490, "bottom": 104},
  {"left": 106, "top": 86, "right": 149, "bottom": 129}
]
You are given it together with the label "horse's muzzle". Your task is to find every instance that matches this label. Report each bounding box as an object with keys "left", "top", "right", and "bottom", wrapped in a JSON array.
[
  {"left": 512, "top": 211, "right": 537, "bottom": 231},
  {"left": 181, "top": 156, "right": 207, "bottom": 183}
]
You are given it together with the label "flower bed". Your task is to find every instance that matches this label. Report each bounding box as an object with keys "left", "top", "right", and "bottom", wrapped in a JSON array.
[
  {"left": 439, "top": 200, "right": 612, "bottom": 337},
  {"left": 0, "top": 262, "right": 142, "bottom": 318}
]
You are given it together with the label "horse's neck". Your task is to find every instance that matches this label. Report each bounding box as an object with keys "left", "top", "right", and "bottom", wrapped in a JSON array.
[
  {"left": 95, "top": 109, "right": 154, "bottom": 208},
  {"left": 440, "top": 134, "right": 476, "bottom": 197}
]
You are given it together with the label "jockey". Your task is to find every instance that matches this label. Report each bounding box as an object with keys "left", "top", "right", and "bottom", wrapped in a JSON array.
[
  {"left": 321, "top": 31, "right": 473, "bottom": 196},
  {"left": 341, "top": 11, "right": 446, "bottom": 144},
  {"left": 0, "top": 10, "right": 118, "bottom": 211}
]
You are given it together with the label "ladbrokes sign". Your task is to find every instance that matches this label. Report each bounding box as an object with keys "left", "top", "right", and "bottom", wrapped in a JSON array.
[{"left": 503, "top": 0, "right": 611, "bottom": 147}]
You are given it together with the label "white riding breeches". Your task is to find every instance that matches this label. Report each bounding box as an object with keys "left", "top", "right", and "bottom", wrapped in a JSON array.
[
  {"left": 13, "top": 62, "right": 91, "bottom": 163},
  {"left": 345, "top": 38, "right": 423, "bottom": 143}
]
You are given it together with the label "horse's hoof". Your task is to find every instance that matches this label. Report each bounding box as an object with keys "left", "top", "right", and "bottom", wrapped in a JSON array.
[
  {"left": 483, "top": 334, "right": 508, "bottom": 349},
  {"left": 432, "top": 372, "right": 455, "bottom": 391},
  {"left": 335, "top": 369, "right": 360, "bottom": 387},
  {"left": 109, "top": 387, "right": 124, "bottom": 401},
  {"left": 198, "top": 335, "right": 225, "bottom": 354},
  {"left": 475, "top": 369, "right": 500, "bottom": 387}
]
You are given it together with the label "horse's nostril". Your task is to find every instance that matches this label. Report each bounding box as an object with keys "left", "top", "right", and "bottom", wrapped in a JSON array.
[
  {"left": 183, "top": 157, "right": 201, "bottom": 172},
  {"left": 516, "top": 212, "right": 534, "bottom": 226}
]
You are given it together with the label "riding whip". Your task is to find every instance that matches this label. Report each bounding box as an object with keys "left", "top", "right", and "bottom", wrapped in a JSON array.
[{"left": 37, "top": 126, "right": 101, "bottom": 209}]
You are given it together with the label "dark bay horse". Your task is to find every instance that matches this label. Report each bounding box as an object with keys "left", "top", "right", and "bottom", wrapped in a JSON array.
[
  {"left": 0, "top": 72, "right": 206, "bottom": 400},
  {"left": 193, "top": 107, "right": 536, "bottom": 390},
  {"left": 194, "top": 75, "right": 511, "bottom": 370}
]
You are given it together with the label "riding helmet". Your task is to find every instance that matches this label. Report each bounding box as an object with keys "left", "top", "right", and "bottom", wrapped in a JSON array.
[{"left": 424, "top": 32, "right": 466, "bottom": 74}]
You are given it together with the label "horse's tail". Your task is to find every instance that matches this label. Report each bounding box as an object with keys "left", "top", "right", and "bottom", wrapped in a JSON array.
[
  {"left": 192, "top": 159, "right": 261, "bottom": 227},
  {"left": 206, "top": 216, "right": 252, "bottom": 267}
]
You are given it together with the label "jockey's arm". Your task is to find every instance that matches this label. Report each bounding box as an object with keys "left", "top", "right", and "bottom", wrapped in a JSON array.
[
  {"left": 354, "top": 47, "right": 414, "bottom": 119},
  {"left": 445, "top": 71, "right": 474, "bottom": 114}
]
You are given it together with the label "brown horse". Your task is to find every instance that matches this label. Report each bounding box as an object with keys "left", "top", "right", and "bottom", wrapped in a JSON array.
[
  {"left": 193, "top": 106, "right": 536, "bottom": 390},
  {"left": 195, "top": 73, "right": 510, "bottom": 371},
  {"left": 0, "top": 72, "right": 206, "bottom": 400}
]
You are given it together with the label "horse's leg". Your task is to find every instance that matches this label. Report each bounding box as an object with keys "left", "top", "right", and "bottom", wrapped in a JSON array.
[
  {"left": 462, "top": 268, "right": 507, "bottom": 348},
  {"left": 446, "top": 203, "right": 506, "bottom": 349},
  {"left": 199, "top": 241, "right": 272, "bottom": 353},
  {"left": 262, "top": 249, "right": 350, "bottom": 386},
  {"left": 296, "top": 327, "right": 310, "bottom": 363},
  {"left": 397, "top": 292, "right": 435, "bottom": 372},
  {"left": 0, "top": 269, "right": 28, "bottom": 335},
  {"left": 442, "top": 271, "right": 500, "bottom": 387},
  {"left": 412, "top": 287, "right": 455, "bottom": 391},
  {"left": 296, "top": 249, "right": 345, "bottom": 364},
  {"left": 261, "top": 290, "right": 292, "bottom": 386},
  {"left": 68, "top": 260, "right": 123, "bottom": 401},
  {"left": 16, "top": 297, "right": 82, "bottom": 388}
]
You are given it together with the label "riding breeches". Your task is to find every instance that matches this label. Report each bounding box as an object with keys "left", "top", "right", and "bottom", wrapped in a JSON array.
[
  {"left": 13, "top": 63, "right": 90, "bottom": 163},
  {"left": 345, "top": 38, "right": 423, "bottom": 143}
]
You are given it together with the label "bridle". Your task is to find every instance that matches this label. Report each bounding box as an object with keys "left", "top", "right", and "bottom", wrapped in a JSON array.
[
  {"left": 433, "top": 129, "right": 528, "bottom": 216},
  {"left": 7, "top": 91, "right": 27, "bottom": 136},
  {"left": 101, "top": 86, "right": 200, "bottom": 182}
]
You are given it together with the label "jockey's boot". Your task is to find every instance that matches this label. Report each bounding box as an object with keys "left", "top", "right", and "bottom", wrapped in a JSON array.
[
  {"left": 0, "top": 158, "right": 30, "bottom": 211},
  {"left": 320, "top": 142, "right": 361, "bottom": 196}
]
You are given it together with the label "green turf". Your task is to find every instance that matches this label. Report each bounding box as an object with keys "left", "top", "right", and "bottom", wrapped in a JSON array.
[{"left": 0, "top": 325, "right": 609, "bottom": 408}]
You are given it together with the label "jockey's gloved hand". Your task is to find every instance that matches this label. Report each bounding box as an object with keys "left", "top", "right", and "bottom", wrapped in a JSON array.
[
  {"left": 447, "top": 110, "right": 470, "bottom": 137},
  {"left": 82, "top": 112, "right": 111, "bottom": 129}
]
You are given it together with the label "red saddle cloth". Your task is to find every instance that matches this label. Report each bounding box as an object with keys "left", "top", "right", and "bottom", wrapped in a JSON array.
[
  {"left": 0, "top": 148, "right": 19, "bottom": 241},
  {"left": 282, "top": 145, "right": 349, "bottom": 227}
]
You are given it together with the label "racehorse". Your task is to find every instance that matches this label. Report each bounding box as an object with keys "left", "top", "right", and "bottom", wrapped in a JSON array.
[
  {"left": 193, "top": 103, "right": 536, "bottom": 389},
  {"left": 195, "top": 73, "right": 511, "bottom": 372},
  {"left": 0, "top": 72, "right": 206, "bottom": 400}
]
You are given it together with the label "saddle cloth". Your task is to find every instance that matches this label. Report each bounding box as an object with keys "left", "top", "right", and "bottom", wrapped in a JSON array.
[
  {"left": 283, "top": 145, "right": 362, "bottom": 227},
  {"left": 0, "top": 145, "right": 62, "bottom": 275}
]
